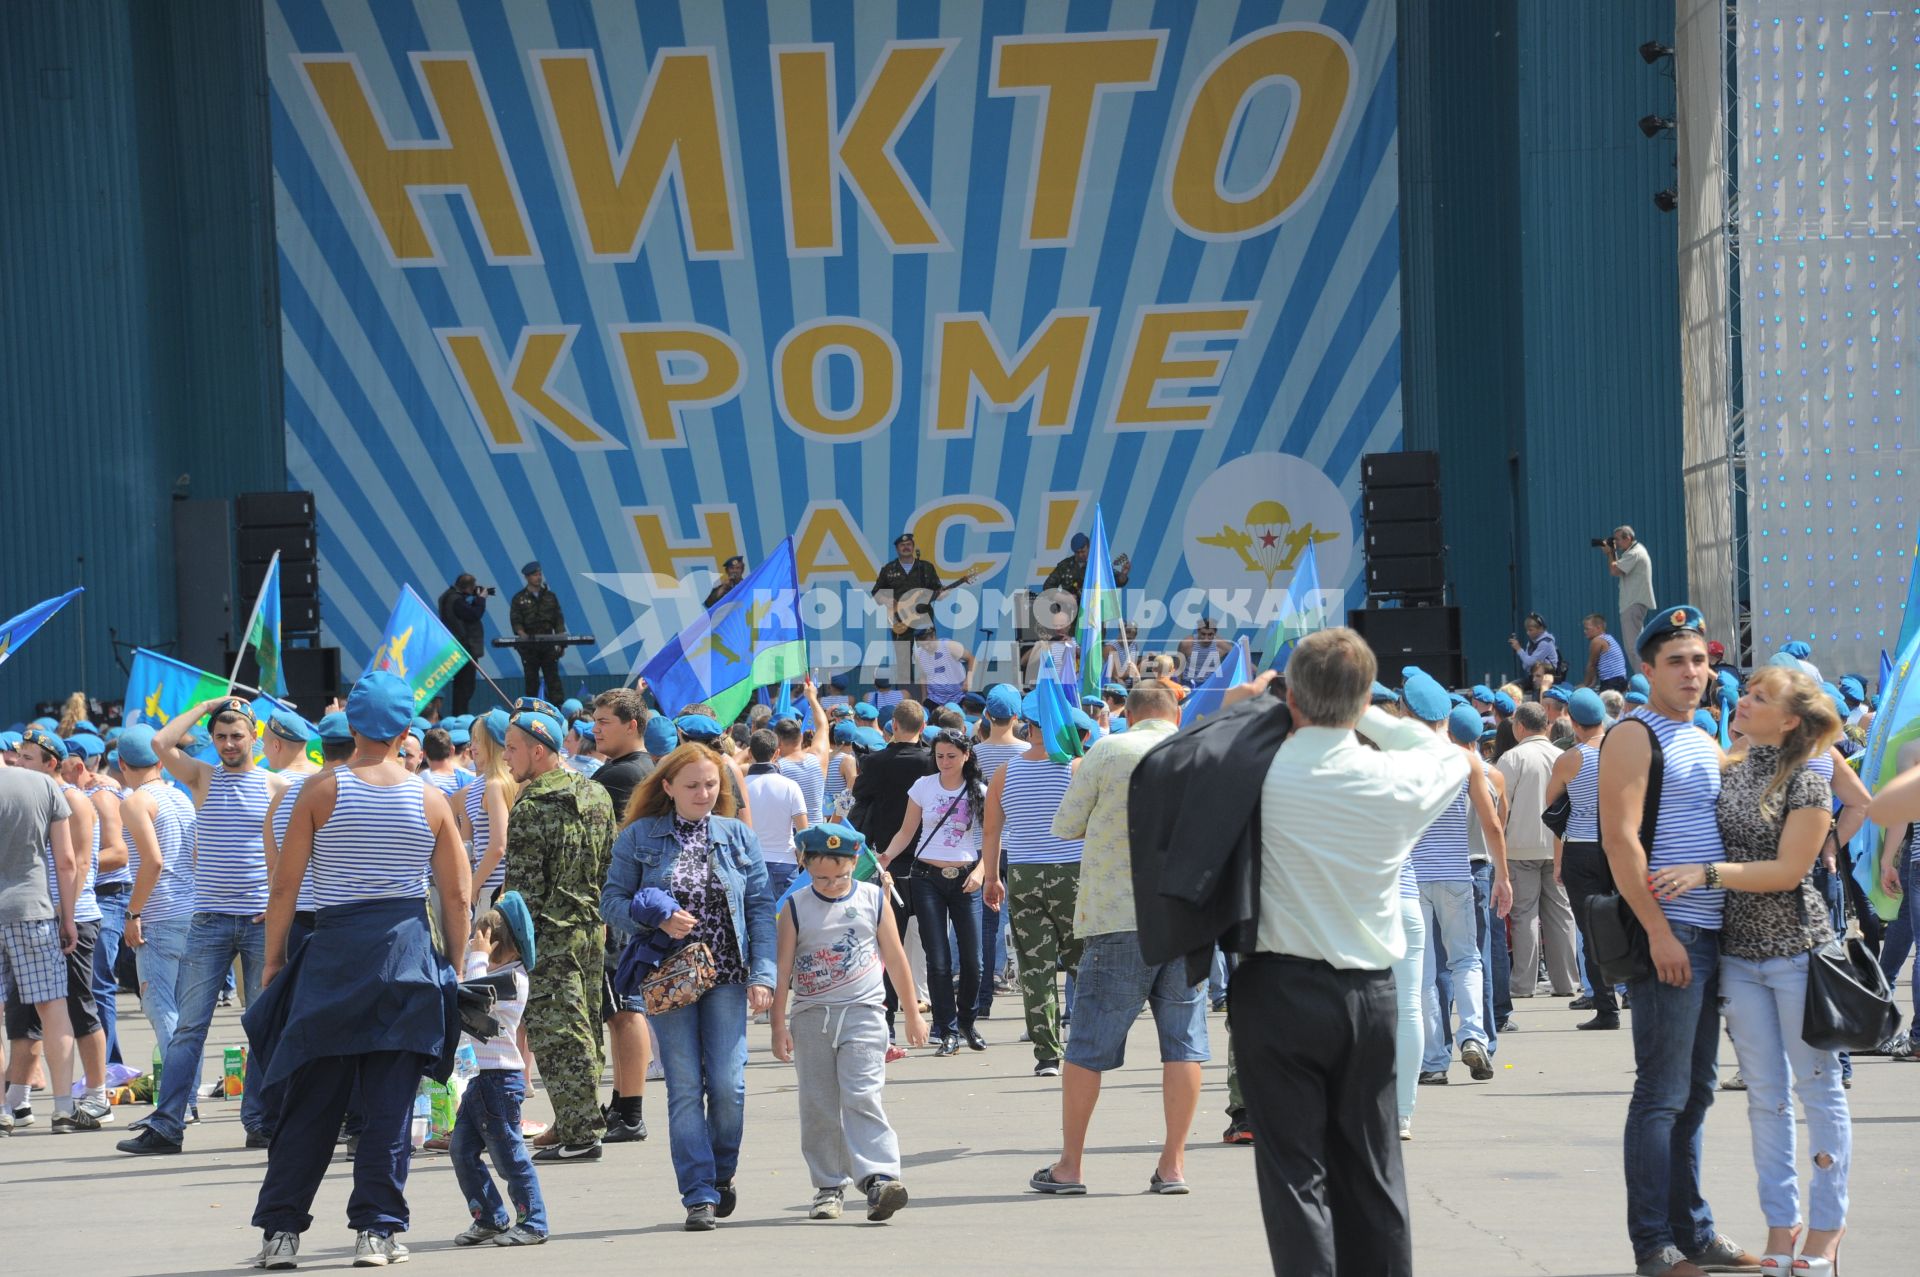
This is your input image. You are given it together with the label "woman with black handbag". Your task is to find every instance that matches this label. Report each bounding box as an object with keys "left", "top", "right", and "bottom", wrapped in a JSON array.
[
  {"left": 601, "top": 744, "right": 776, "bottom": 1232},
  {"left": 1650, "top": 667, "right": 1849, "bottom": 1275}
]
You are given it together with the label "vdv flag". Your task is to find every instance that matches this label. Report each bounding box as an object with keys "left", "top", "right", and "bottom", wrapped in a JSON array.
[
  {"left": 641, "top": 538, "right": 808, "bottom": 726},
  {"left": 125, "top": 649, "right": 249, "bottom": 729},
  {"left": 371, "top": 584, "right": 471, "bottom": 710},
  {"left": 1034, "top": 650, "right": 1084, "bottom": 764},
  {"left": 1256, "top": 542, "right": 1326, "bottom": 671},
  {"left": 243, "top": 554, "right": 286, "bottom": 697},
  {"left": 1184, "top": 638, "right": 1252, "bottom": 726},
  {"left": 1076, "top": 505, "right": 1119, "bottom": 705},
  {"left": 1851, "top": 628, "right": 1920, "bottom": 920},
  {"left": 1898, "top": 526, "right": 1920, "bottom": 659},
  {"left": 0, "top": 588, "right": 83, "bottom": 669}
]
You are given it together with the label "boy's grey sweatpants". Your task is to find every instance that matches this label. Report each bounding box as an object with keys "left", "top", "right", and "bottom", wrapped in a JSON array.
[{"left": 792, "top": 1002, "right": 900, "bottom": 1189}]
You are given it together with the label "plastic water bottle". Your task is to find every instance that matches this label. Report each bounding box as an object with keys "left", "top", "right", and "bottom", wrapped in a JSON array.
[
  {"left": 453, "top": 1043, "right": 479, "bottom": 1082},
  {"left": 151, "top": 1044, "right": 164, "bottom": 1099},
  {"left": 410, "top": 1088, "right": 430, "bottom": 1148}
]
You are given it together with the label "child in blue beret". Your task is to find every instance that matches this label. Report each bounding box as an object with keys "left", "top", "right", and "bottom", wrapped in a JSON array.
[{"left": 770, "top": 824, "right": 927, "bottom": 1223}]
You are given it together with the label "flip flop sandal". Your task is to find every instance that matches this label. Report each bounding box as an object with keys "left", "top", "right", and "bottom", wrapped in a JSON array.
[
  {"left": 1149, "top": 1172, "right": 1190, "bottom": 1195},
  {"left": 1029, "top": 1166, "right": 1087, "bottom": 1195}
]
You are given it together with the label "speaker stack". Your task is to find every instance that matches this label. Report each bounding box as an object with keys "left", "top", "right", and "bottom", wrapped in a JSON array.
[
  {"left": 1350, "top": 451, "right": 1465, "bottom": 687},
  {"left": 229, "top": 490, "right": 342, "bottom": 711}
]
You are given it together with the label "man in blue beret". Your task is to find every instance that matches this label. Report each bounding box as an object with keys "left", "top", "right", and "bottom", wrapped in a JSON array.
[
  {"left": 502, "top": 701, "right": 616, "bottom": 1163},
  {"left": 119, "top": 696, "right": 291, "bottom": 1155},
  {"left": 510, "top": 562, "right": 568, "bottom": 703},
  {"left": 1602, "top": 604, "right": 1763, "bottom": 1276}
]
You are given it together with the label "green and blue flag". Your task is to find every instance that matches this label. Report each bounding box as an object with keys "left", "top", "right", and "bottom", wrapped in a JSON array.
[
  {"left": 370, "top": 584, "right": 471, "bottom": 709},
  {"left": 1034, "top": 649, "right": 1084, "bottom": 763},
  {"left": 641, "top": 538, "right": 808, "bottom": 725},
  {"left": 1075, "top": 505, "right": 1119, "bottom": 704},
  {"left": 1183, "top": 638, "right": 1251, "bottom": 726},
  {"left": 124, "top": 648, "right": 289, "bottom": 731},
  {"left": 1255, "top": 541, "right": 1326, "bottom": 672},
  {"left": 1851, "top": 627, "right": 1920, "bottom": 921},
  {"left": 242, "top": 554, "right": 286, "bottom": 697},
  {"left": 0, "top": 587, "right": 83, "bottom": 669}
]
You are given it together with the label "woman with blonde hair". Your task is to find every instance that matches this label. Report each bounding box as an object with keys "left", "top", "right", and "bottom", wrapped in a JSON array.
[
  {"left": 600, "top": 743, "right": 774, "bottom": 1231},
  {"left": 458, "top": 709, "right": 521, "bottom": 917},
  {"left": 57, "top": 690, "right": 88, "bottom": 736},
  {"left": 1651, "top": 666, "right": 1848, "bottom": 1275}
]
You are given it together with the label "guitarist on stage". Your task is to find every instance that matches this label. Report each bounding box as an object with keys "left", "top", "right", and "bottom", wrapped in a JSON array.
[
  {"left": 872, "top": 533, "right": 945, "bottom": 692},
  {"left": 510, "top": 560, "right": 568, "bottom": 701}
]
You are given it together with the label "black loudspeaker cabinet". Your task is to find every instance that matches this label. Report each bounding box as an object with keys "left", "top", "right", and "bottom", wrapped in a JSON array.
[
  {"left": 1360, "top": 450, "right": 1440, "bottom": 489},
  {"left": 282, "top": 646, "right": 342, "bottom": 709},
  {"left": 1364, "top": 520, "right": 1445, "bottom": 560},
  {"left": 283, "top": 595, "right": 321, "bottom": 634},
  {"left": 1348, "top": 606, "right": 1464, "bottom": 687},
  {"left": 237, "top": 490, "right": 315, "bottom": 527},
  {"left": 1366, "top": 555, "right": 1447, "bottom": 596},
  {"left": 1361, "top": 485, "right": 1442, "bottom": 524},
  {"left": 238, "top": 524, "right": 316, "bottom": 564},
  {"left": 241, "top": 557, "right": 318, "bottom": 599}
]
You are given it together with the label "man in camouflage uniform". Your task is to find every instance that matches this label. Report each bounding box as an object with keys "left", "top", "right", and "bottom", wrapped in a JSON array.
[
  {"left": 501, "top": 700, "right": 614, "bottom": 1161},
  {"left": 509, "top": 561, "right": 568, "bottom": 701}
]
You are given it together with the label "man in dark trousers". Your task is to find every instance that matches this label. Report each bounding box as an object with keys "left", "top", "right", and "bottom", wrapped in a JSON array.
[
  {"left": 847, "top": 698, "right": 933, "bottom": 1046},
  {"left": 870, "top": 535, "right": 943, "bottom": 687},
  {"left": 437, "top": 574, "right": 489, "bottom": 715},
  {"left": 510, "top": 562, "right": 567, "bottom": 702}
]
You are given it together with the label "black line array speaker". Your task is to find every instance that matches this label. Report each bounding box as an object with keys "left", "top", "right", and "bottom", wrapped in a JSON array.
[
  {"left": 1348, "top": 606, "right": 1465, "bottom": 688},
  {"left": 235, "top": 489, "right": 320, "bottom": 636}
]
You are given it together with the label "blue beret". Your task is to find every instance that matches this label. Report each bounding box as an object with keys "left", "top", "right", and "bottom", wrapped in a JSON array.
[
  {"left": 476, "top": 709, "right": 511, "bottom": 744},
  {"left": 522, "top": 560, "right": 542, "bottom": 577},
  {"left": 1634, "top": 604, "right": 1707, "bottom": 659},
  {"left": 1628, "top": 673, "right": 1650, "bottom": 696},
  {"left": 571, "top": 719, "right": 595, "bottom": 741},
  {"left": 1692, "top": 710, "right": 1718, "bottom": 735},
  {"left": 877, "top": 706, "right": 894, "bottom": 732},
  {"left": 797, "top": 822, "right": 866, "bottom": 856},
  {"left": 1447, "top": 704, "right": 1484, "bottom": 744},
  {"left": 1081, "top": 695, "right": 1105, "bottom": 711},
  {"left": 1070, "top": 707, "right": 1096, "bottom": 733},
  {"left": 31, "top": 717, "right": 57, "bottom": 731},
  {"left": 105, "top": 726, "right": 123, "bottom": 742},
  {"left": 853, "top": 702, "right": 879, "bottom": 721},
  {"left": 1783, "top": 640, "right": 1813, "bottom": 660},
  {"left": 210, "top": 696, "right": 257, "bottom": 724},
  {"left": 266, "top": 710, "right": 315, "bottom": 744},
  {"left": 985, "top": 684, "right": 1021, "bottom": 720},
  {"left": 1471, "top": 684, "right": 1494, "bottom": 704},
  {"left": 1839, "top": 676, "right": 1865, "bottom": 699},
  {"left": 561, "top": 698, "right": 584, "bottom": 718},
  {"left": 117, "top": 725, "right": 159, "bottom": 767},
  {"left": 511, "top": 710, "right": 566, "bottom": 752},
  {"left": 1542, "top": 684, "right": 1572, "bottom": 704},
  {"left": 448, "top": 727, "right": 471, "bottom": 746},
  {"left": 922, "top": 725, "right": 942, "bottom": 743},
  {"left": 21, "top": 726, "right": 66, "bottom": 761},
  {"left": 0, "top": 730, "right": 22, "bottom": 751},
  {"left": 1070, "top": 532, "right": 1090, "bottom": 552},
  {"left": 674, "top": 714, "right": 724, "bottom": 742},
  {"left": 1767, "top": 651, "right": 1802, "bottom": 670},
  {"left": 643, "top": 715, "right": 679, "bottom": 756},
  {"left": 1102, "top": 682, "right": 1127, "bottom": 697},
  {"left": 1492, "top": 691, "right": 1517, "bottom": 716},
  {"left": 828, "top": 674, "right": 849, "bottom": 690},
  {"left": 854, "top": 725, "right": 887, "bottom": 751},
  {"left": 1018, "top": 692, "right": 1043, "bottom": 724},
  {"left": 830, "top": 721, "right": 858, "bottom": 745},
  {"left": 513, "top": 697, "right": 562, "bottom": 720},
  {"left": 1370, "top": 681, "right": 1399, "bottom": 704},
  {"left": 1625, "top": 691, "right": 1649, "bottom": 706},
  {"left": 66, "top": 733, "right": 105, "bottom": 762},
  {"left": 315, "top": 712, "right": 352, "bottom": 744},
  {"left": 348, "top": 671, "right": 416, "bottom": 741},
  {"left": 958, "top": 691, "right": 986, "bottom": 711},
  {"left": 1402, "top": 673, "right": 1450, "bottom": 723},
  {"left": 1566, "top": 688, "right": 1606, "bottom": 726},
  {"left": 409, "top": 716, "right": 432, "bottom": 738},
  {"left": 492, "top": 889, "right": 538, "bottom": 972},
  {"left": 1448, "top": 692, "right": 1468, "bottom": 708},
  {"left": 75, "top": 721, "right": 99, "bottom": 736},
  {"left": 1479, "top": 728, "right": 1498, "bottom": 744}
]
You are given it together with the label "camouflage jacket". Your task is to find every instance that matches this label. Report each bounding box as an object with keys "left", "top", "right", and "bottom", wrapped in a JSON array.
[
  {"left": 509, "top": 585, "right": 567, "bottom": 638},
  {"left": 505, "top": 766, "right": 614, "bottom": 951}
]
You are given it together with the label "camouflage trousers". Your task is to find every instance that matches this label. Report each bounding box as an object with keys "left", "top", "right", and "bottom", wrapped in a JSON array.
[
  {"left": 525, "top": 939, "right": 605, "bottom": 1144},
  {"left": 1007, "top": 862, "right": 1082, "bottom": 1064}
]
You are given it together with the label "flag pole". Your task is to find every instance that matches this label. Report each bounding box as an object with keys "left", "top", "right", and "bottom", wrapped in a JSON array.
[
  {"left": 475, "top": 662, "right": 516, "bottom": 707},
  {"left": 228, "top": 679, "right": 292, "bottom": 708},
  {"left": 227, "top": 550, "right": 277, "bottom": 694}
]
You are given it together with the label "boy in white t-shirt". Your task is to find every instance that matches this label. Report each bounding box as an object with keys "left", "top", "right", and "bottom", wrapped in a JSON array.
[{"left": 742, "top": 729, "right": 810, "bottom": 898}]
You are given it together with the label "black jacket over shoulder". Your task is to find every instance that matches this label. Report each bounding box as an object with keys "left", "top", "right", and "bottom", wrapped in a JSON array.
[
  {"left": 849, "top": 741, "right": 934, "bottom": 873},
  {"left": 1128, "top": 695, "right": 1292, "bottom": 985}
]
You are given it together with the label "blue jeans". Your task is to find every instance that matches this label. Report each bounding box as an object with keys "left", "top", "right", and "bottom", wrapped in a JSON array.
[
  {"left": 910, "top": 870, "right": 982, "bottom": 1036},
  {"left": 1473, "top": 860, "right": 1512, "bottom": 1034},
  {"left": 1392, "top": 896, "right": 1427, "bottom": 1119},
  {"left": 451, "top": 1070, "right": 547, "bottom": 1235},
  {"left": 652, "top": 981, "right": 749, "bottom": 1209},
  {"left": 1876, "top": 852, "right": 1920, "bottom": 1025},
  {"left": 1064, "top": 932, "right": 1209, "bottom": 1072},
  {"left": 93, "top": 889, "right": 128, "bottom": 1064},
  {"left": 1623, "top": 923, "right": 1722, "bottom": 1263},
  {"left": 1419, "top": 882, "right": 1485, "bottom": 1070},
  {"left": 149, "top": 912, "right": 268, "bottom": 1142},
  {"left": 133, "top": 914, "right": 193, "bottom": 1060},
  {"left": 976, "top": 899, "right": 1005, "bottom": 1016},
  {"left": 765, "top": 862, "right": 802, "bottom": 904},
  {"left": 1719, "top": 951, "right": 1850, "bottom": 1232}
]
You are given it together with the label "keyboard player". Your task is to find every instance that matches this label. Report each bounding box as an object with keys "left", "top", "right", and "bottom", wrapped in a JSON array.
[{"left": 509, "top": 560, "right": 569, "bottom": 701}]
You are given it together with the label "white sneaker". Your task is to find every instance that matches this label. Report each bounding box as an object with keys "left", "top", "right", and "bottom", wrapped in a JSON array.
[
  {"left": 809, "top": 1188, "right": 843, "bottom": 1220},
  {"left": 352, "top": 1232, "right": 409, "bottom": 1266},
  {"left": 1398, "top": 1117, "right": 1412, "bottom": 1142},
  {"left": 253, "top": 1231, "right": 300, "bottom": 1270}
]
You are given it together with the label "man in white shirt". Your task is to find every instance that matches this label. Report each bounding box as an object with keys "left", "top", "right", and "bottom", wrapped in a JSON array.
[
  {"left": 1236, "top": 629, "right": 1469, "bottom": 1277},
  {"left": 1607, "top": 525, "right": 1656, "bottom": 644},
  {"left": 741, "top": 730, "right": 809, "bottom": 899},
  {"left": 1495, "top": 703, "right": 1578, "bottom": 998}
]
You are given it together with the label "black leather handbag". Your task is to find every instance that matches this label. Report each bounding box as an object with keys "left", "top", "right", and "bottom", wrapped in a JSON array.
[
  {"left": 1802, "top": 887, "right": 1903, "bottom": 1051},
  {"left": 1542, "top": 792, "right": 1572, "bottom": 839}
]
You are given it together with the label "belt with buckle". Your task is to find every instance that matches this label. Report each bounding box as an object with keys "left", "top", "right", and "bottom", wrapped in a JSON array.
[{"left": 927, "top": 863, "right": 975, "bottom": 879}]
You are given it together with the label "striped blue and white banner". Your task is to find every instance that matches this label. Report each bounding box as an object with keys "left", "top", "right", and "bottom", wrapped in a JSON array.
[{"left": 268, "top": 0, "right": 1399, "bottom": 678}]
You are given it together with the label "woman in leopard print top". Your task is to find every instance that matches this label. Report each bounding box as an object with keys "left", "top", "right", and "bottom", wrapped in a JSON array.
[{"left": 1650, "top": 666, "right": 1848, "bottom": 1273}]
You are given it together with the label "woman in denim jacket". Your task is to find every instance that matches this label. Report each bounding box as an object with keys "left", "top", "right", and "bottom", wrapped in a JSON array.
[{"left": 600, "top": 743, "right": 775, "bottom": 1232}]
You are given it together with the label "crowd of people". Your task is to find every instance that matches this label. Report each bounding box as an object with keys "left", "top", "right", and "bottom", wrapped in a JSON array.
[{"left": 2, "top": 575, "right": 1916, "bottom": 1276}]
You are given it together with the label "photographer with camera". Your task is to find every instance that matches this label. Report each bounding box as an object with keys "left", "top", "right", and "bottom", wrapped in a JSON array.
[
  {"left": 437, "top": 573, "right": 492, "bottom": 715},
  {"left": 1595, "top": 526, "right": 1655, "bottom": 643}
]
